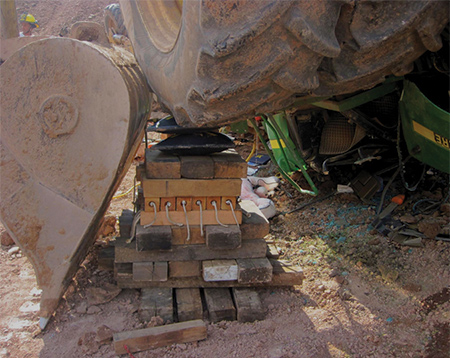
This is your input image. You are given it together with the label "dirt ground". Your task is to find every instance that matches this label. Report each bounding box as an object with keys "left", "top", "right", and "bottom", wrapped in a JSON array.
[{"left": 1, "top": 1, "right": 449, "bottom": 358}]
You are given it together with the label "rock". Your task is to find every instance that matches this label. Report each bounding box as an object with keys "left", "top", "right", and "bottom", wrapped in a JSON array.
[
  {"left": 378, "top": 264, "right": 399, "bottom": 282},
  {"left": 335, "top": 276, "right": 345, "bottom": 285},
  {"left": 75, "top": 302, "right": 87, "bottom": 314},
  {"left": 1, "top": 231, "right": 14, "bottom": 246},
  {"left": 86, "top": 283, "right": 121, "bottom": 306},
  {"left": 87, "top": 305, "right": 101, "bottom": 314},
  {"left": 368, "top": 238, "right": 380, "bottom": 245},
  {"left": 7, "top": 246, "right": 19, "bottom": 255},
  {"left": 95, "top": 325, "right": 115, "bottom": 344},
  {"left": 268, "top": 304, "right": 275, "bottom": 310},
  {"left": 418, "top": 220, "right": 441, "bottom": 239},
  {"left": 79, "top": 331, "right": 99, "bottom": 354},
  {"left": 403, "top": 283, "right": 422, "bottom": 292},
  {"left": 146, "top": 316, "right": 164, "bottom": 328},
  {"left": 98, "top": 216, "right": 116, "bottom": 237}
]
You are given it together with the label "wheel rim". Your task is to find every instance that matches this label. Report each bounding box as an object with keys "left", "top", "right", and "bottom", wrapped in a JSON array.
[{"left": 136, "top": 0, "right": 182, "bottom": 53}]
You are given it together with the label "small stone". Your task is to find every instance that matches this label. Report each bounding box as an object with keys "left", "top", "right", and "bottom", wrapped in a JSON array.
[
  {"left": 75, "top": 302, "right": 87, "bottom": 314},
  {"left": 80, "top": 331, "right": 99, "bottom": 354},
  {"left": 1, "top": 231, "right": 14, "bottom": 246},
  {"left": 87, "top": 305, "right": 102, "bottom": 314},
  {"left": 86, "top": 283, "right": 121, "bottom": 306},
  {"left": 268, "top": 304, "right": 275, "bottom": 310},
  {"left": 403, "top": 283, "right": 422, "bottom": 292},
  {"left": 8, "top": 246, "right": 20, "bottom": 255},
  {"left": 378, "top": 264, "right": 399, "bottom": 282},
  {"left": 95, "top": 325, "right": 114, "bottom": 344},
  {"left": 418, "top": 220, "right": 441, "bottom": 239},
  {"left": 147, "top": 316, "right": 164, "bottom": 328},
  {"left": 335, "top": 276, "right": 345, "bottom": 284},
  {"left": 368, "top": 238, "right": 380, "bottom": 245},
  {"left": 317, "top": 284, "right": 325, "bottom": 292}
]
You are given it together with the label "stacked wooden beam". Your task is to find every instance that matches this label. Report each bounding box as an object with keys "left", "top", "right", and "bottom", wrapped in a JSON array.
[{"left": 113, "top": 148, "right": 303, "bottom": 323}]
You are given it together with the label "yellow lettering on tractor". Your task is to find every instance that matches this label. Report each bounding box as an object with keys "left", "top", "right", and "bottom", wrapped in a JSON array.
[{"left": 413, "top": 121, "right": 450, "bottom": 151}]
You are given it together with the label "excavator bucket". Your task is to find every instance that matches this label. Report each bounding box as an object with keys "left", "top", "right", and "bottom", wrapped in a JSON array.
[{"left": 0, "top": 37, "right": 151, "bottom": 328}]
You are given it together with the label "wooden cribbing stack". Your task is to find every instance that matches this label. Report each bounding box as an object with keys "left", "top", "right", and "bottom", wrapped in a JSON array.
[{"left": 112, "top": 148, "right": 304, "bottom": 324}]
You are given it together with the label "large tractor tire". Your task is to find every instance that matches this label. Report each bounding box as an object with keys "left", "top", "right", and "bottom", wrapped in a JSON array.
[
  {"left": 120, "top": 0, "right": 448, "bottom": 128},
  {"left": 104, "top": 3, "right": 127, "bottom": 37}
]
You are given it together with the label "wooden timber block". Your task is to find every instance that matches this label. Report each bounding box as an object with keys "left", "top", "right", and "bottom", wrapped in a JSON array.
[
  {"left": 119, "top": 214, "right": 133, "bottom": 238},
  {"left": 169, "top": 261, "right": 201, "bottom": 278},
  {"left": 237, "top": 258, "right": 273, "bottom": 284},
  {"left": 171, "top": 205, "right": 267, "bottom": 245},
  {"left": 204, "top": 288, "right": 236, "bottom": 322},
  {"left": 172, "top": 226, "right": 205, "bottom": 245},
  {"left": 266, "top": 243, "right": 280, "bottom": 259},
  {"left": 232, "top": 288, "right": 265, "bottom": 322},
  {"left": 115, "top": 238, "right": 267, "bottom": 263},
  {"left": 133, "top": 262, "right": 153, "bottom": 281},
  {"left": 140, "top": 208, "right": 242, "bottom": 226},
  {"left": 113, "top": 320, "right": 206, "bottom": 355},
  {"left": 153, "top": 261, "right": 169, "bottom": 282},
  {"left": 139, "top": 288, "right": 173, "bottom": 323},
  {"left": 203, "top": 260, "right": 238, "bottom": 281},
  {"left": 180, "top": 156, "right": 214, "bottom": 179},
  {"left": 145, "top": 149, "right": 181, "bottom": 179},
  {"left": 211, "top": 151, "right": 247, "bottom": 179},
  {"left": 220, "top": 196, "right": 236, "bottom": 210},
  {"left": 176, "top": 197, "right": 192, "bottom": 211},
  {"left": 115, "top": 262, "right": 132, "bottom": 280},
  {"left": 98, "top": 246, "right": 115, "bottom": 271},
  {"left": 206, "top": 225, "right": 241, "bottom": 250},
  {"left": 144, "top": 197, "right": 160, "bottom": 212},
  {"left": 206, "top": 196, "right": 221, "bottom": 210},
  {"left": 270, "top": 259, "right": 304, "bottom": 286},
  {"left": 176, "top": 288, "right": 203, "bottom": 322},
  {"left": 192, "top": 197, "right": 207, "bottom": 211},
  {"left": 136, "top": 225, "right": 172, "bottom": 251},
  {"left": 239, "top": 200, "right": 269, "bottom": 239},
  {"left": 142, "top": 178, "right": 241, "bottom": 198},
  {"left": 136, "top": 163, "right": 145, "bottom": 182},
  {"left": 133, "top": 262, "right": 168, "bottom": 282},
  {"left": 160, "top": 197, "right": 176, "bottom": 211}
]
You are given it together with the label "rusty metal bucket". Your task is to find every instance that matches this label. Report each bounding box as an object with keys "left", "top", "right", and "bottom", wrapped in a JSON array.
[{"left": 0, "top": 37, "right": 151, "bottom": 328}]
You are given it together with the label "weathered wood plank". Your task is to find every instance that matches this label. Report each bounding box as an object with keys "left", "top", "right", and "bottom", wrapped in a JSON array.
[
  {"left": 113, "top": 320, "right": 206, "bottom": 355},
  {"left": 203, "top": 260, "right": 238, "bottom": 281},
  {"left": 180, "top": 156, "right": 214, "bottom": 179},
  {"left": 270, "top": 259, "right": 305, "bottom": 285},
  {"left": 239, "top": 200, "right": 269, "bottom": 239},
  {"left": 176, "top": 288, "right": 203, "bottom": 322},
  {"left": 142, "top": 178, "right": 242, "bottom": 198},
  {"left": 169, "top": 261, "right": 201, "bottom": 278},
  {"left": 98, "top": 246, "right": 115, "bottom": 271},
  {"left": 133, "top": 262, "right": 154, "bottom": 281},
  {"left": 136, "top": 225, "right": 172, "bottom": 251},
  {"left": 145, "top": 149, "right": 181, "bottom": 179},
  {"left": 115, "top": 239, "right": 267, "bottom": 263},
  {"left": 211, "top": 151, "right": 247, "bottom": 179},
  {"left": 237, "top": 258, "right": 273, "bottom": 284},
  {"left": 204, "top": 288, "right": 236, "bottom": 322},
  {"left": 152, "top": 261, "right": 168, "bottom": 282},
  {"left": 206, "top": 225, "right": 241, "bottom": 250},
  {"left": 232, "top": 288, "right": 265, "bottom": 322},
  {"left": 139, "top": 288, "right": 173, "bottom": 323}
]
